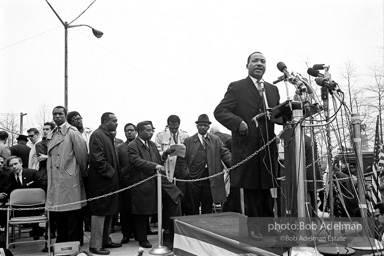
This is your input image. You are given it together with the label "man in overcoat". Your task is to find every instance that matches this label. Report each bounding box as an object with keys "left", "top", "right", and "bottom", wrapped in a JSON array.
[
  {"left": 117, "top": 123, "right": 137, "bottom": 244},
  {"left": 88, "top": 112, "right": 121, "bottom": 255},
  {"left": 128, "top": 121, "right": 182, "bottom": 249},
  {"left": 46, "top": 106, "right": 88, "bottom": 244},
  {"left": 214, "top": 52, "right": 280, "bottom": 239},
  {"left": 183, "top": 114, "right": 231, "bottom": 215}
]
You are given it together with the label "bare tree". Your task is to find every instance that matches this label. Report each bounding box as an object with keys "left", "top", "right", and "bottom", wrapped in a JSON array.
[
  {"left": 365, "top": 65, "right": 384, "bottom": 142},
  {"left": 27, "top": 103, "right": 52, "bottom": 132},
  {"left": 0, "top": 113, "right": 19, "bottom": 146}
]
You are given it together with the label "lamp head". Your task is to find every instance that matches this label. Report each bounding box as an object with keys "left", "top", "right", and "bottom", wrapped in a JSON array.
[{"left": 92, "top": 28, "right": 103, "bottom": 38}]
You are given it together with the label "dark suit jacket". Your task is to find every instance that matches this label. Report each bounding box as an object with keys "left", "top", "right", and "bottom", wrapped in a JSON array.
[
  {"left": 128, "top": 137, "right": 182, "bottom": 215},
  {"left": 88, "top": 125, "right": 120, "bottom": 216},
  {"left": 117, "top": 140, "right": 132, "bottom": 213},
  {"left": 127, "top": 137, "right": 161, "bottom": 215},
  {"left": 10, "top": 144, "right": 31, "bottom": 168},
  {"left": 10, "top": 168, "right": 45, "bottom": 191},
  {"left": 183, "top": 133, "right": 231, "bottom": 203},
  {"left": 214, "top": 76, "right": 280, "bottom": 189},
  {"left": 0, "top": 170, "right": 12, "bottom": 204}
]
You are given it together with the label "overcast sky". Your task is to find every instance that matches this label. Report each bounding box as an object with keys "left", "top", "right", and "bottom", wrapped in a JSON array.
[{"left": 1, "top": 0, "right": 383, "bottom": 140}]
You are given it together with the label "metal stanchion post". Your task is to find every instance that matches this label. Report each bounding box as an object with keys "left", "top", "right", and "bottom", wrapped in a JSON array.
[{"left": 149, "top": 171, "right": 172, "bottom": 255}]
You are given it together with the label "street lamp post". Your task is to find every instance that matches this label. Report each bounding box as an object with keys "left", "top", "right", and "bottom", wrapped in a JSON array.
[{"left": 45, "top": 0, "right": 103, "bottom": 110}]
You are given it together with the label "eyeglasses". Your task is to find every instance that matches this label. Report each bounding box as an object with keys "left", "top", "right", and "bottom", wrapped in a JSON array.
[
  {"left": 197, "top": 124, "right": 210, "bottom": 128},
  {"left": 71, "top": 117, "right": 83, "bottom": 123}
]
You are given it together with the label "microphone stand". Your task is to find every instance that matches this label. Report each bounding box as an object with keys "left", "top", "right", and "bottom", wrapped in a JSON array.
[
  {"left": 347, "top": 114, "right": 382, "bottom": 251},
  {"left": 251, "top": 80, "right": 271, "bottom": 126},
  {"left": 317, "top": 67, "right": 354, "bottom": 255}
]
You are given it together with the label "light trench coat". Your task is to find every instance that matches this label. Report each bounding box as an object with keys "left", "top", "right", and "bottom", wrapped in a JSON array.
[
  {"left": 46, "top": 122, "right": 88, "bottom": 212},
  {"left": 155, "top": 127, "right": 189, "bottom": 181}
]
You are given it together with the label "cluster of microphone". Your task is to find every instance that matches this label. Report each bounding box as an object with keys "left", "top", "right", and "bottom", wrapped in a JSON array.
[
  {"left": 307, "top": 65, "right": 338, "bottom": 91},
  {"left": 274, "top": 62, "right": 341, "bottom": 95}
]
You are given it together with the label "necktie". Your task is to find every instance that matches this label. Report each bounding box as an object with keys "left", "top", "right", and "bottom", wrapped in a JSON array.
[
  {"left": 57, "top": 127, "right": 61, "bottom": 135},
  {"left": 256, "top": 82, "right": 263, "bottom": 96},
  {"left": 202, "top": 136, "right": 206, "bottom": 149},
  {"left": 173, "top": 133, "right": 178, "bottom": 144},
  {"left": 16, "top": 175, "right": 22, "bottom": 187}
]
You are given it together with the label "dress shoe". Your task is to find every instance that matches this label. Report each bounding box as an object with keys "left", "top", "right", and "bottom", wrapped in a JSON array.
[
  {"left": 121, "top": 236, "right": 130, "bottom": 244},
  {"left": 89, "top": 247, "right": 110, "bottom": 255},
  {"left": 102, "top": 241, "right": 122, "bottom": 248},
  {"left": 139, "top": 240, "right": 152, "bottom": 248}
]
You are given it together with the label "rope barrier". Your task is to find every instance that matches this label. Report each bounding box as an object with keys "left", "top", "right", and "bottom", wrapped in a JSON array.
[
  {"left": 5, "top": 130, "right": 379, "bottom": 212},
  {"left": 4, "top": 134, "right": 276, "bottom": 211}
]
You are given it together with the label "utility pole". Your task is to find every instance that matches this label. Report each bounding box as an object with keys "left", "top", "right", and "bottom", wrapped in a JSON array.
[{"left": 20, "top": 112, "right": 27, "bottom": 134}]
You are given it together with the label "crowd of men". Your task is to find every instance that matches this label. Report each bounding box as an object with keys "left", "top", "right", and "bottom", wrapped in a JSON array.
[
  {"left": 2, "top": 51, "right": 358, "bottom": 254},
  {"left": 0, "top": 108, "right": 237, "bottom": 255}
]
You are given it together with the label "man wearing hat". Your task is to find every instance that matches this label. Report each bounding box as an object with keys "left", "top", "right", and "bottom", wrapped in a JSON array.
[
  {"left": 10, "top": 135, "right": 31, "bottom": 168},
  {"left": 182, "top": 114, "right": 231, "bottom": 215}
]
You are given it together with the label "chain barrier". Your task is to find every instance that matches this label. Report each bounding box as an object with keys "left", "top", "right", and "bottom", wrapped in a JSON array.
[{"left": 5, "top": 135, "right": 277, "bottom": 212}]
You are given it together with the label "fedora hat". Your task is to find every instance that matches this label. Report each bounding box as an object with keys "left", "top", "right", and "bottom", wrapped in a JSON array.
[
  {"left": 195, "top": 114, "right": 211, "bottom": 124},
  {"left": 16, "top": 134, "right": 28, "bottom": 142}
]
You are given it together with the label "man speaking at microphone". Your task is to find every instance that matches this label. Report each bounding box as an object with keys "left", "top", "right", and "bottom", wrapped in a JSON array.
[{"left": 214, "top": 51, "right": 281, "bottom": 240}]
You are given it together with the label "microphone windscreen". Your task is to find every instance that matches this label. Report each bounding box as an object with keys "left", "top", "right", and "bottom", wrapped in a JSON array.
[
  {"left": 315, "top": 77, "right": 325, "bottom": 86},
  {"left": 277, "top": 62, "right": 287, "bottom": 72},
  {"left": 313, "top": 64, "right": 326, "bottom": 70},
  {"left": 307, "top": 68, "right": 321, "bottom": 77}
]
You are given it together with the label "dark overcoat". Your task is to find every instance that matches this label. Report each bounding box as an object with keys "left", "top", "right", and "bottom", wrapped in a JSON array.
[
  {"left": 183, "top": 133, "right": 231, "bottom": 203},
  {"left": 214, "top": 77, "right": 280, "bottom": 189},
  {"left": 117, "top": 141, "right": 132, "bottom": 213},
  {"left": 127, "top": 137, "right": 160, "bottom": 215},
  {"left": 88, "top": 125, "right": 120, "bottom": 216}
]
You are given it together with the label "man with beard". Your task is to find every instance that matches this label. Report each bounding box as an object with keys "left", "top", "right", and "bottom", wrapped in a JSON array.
[
  {"left": 88, "top": 112, "right": 121, "bottom": 255},
  {"left": 46, "top": 106, "right": 88, "bottom": 244},
  {"left": 214, "top": 52, "right": 281, "bottom": 240},
  {"left": 67, "top": 111, "right": 92, "bottom": 232},
  {"left": 117, "top": 123, "right": 137, "bottom": 244},
  {"left": 128, "top": 121, "right": 182, "bottom": 248},
  {"left": 67, "top": 111, "right": 93, "bottom": 151}
]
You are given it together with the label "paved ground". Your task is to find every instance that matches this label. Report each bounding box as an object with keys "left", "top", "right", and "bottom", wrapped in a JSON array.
[{"left": 6, "top": 225, "right": 175, "bottom": 256}]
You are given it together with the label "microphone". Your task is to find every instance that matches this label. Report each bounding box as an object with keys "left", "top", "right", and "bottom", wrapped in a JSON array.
[
  {"left": 315, "top": 77, "right": 338, "bottom": 91},
  {"left": 307, "top": 68, "right": 324, "bottom": 78},
  {"left": 273, "top": 75, "right": 285, "bottom": 84},
  {"left": 277, "top": 62, "right": 291, "bottom": 78},
  {"left": 313, "top": 64, "right": 330, "bottom": 70}
]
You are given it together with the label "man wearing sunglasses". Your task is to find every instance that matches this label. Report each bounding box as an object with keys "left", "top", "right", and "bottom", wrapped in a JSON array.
[{"left": 27, "top": 127, "right": 41, "bottom": 170}]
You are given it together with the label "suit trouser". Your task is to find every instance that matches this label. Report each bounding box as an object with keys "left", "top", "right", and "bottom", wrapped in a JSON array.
[
  {"left": 185, "top": 179, "right": 213, "bottom": 215},
  {"left": 244, "top": 188, "right": 274, "bottom": 233},
  {"left": 55, "top": 209, "right": 83, "bottom": 243},
  {"left": 90, "top": 215, "right": 112, "bottom": 248},
  {"left": 222, "top": 186, "right": 241, "bottom": 213},
  {"left": 162, "top": 191, "right": 181, "bottom": 231},
  {"left": 120, "top": 212, "right": 135, "bottom": 237},
  {"left": 133, "top": 214, "right": 150, "bottom": 242}
]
